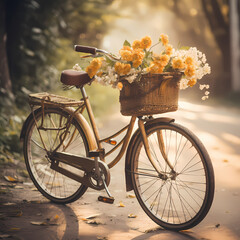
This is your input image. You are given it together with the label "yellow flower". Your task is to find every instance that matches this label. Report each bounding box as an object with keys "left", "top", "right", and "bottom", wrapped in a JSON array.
[
  {"left": 140, "top": 36, "right": 152, "bottom": 49},
  {"left": 122, "top": 63, "right": 131, "bottom": 74},
  {"left": 184, "top": 66, "right": 195, "bottom": 77},
  {"left": 120, "top": 50, "right": 133, "bottom": 61},
  {"left": 114, "top": 62, "right": 131, "bottom": 75},
  {"left": 187, "top": 78, "right": 197, "bottom": 87},
  {"left": 172, "top": 58, "right": 185, "bottom": 69},
  {"left": 121, "top": 46, "right": 132, "bottom": 51},
  {"left": 185, "top": 56, "right": 194, "bottom": 66},
  {"left": 146, "top": 63, "right": 164, "bottom": 74},
  {"left": 160, "top": 34, "right": 169, "bottom": 46},
  {"left": 153, "top": 54, "right": 169, "bottom": 67},
  {"left": 165, "top": 44, "right": 173, "bottom": 56},
  {"left": 132, "top": 49, "right": 145, "bottom": 61},
  {"left": 132, "top": 60, "right": 142, "bottom": 68},
  {"left": 86, "top": 57, "right": 103, "bottom": 78},
  {"left": 117, "top": 82, "right": 123, "bottom": 90},
  {"left": 86, "top": 65, "right": 97, "bottom": 78},
  {"left": 132, "top": 40, "right": 142, "bottom": 50},
  {"left": 96, "top": 71, "right": 103, "bottom": 77},
  {"left": 90, "top": 58, "right": 102, "bottom": 68}
]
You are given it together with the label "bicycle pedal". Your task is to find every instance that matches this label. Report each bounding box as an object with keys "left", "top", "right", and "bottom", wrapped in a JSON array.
[{"left": 98, "top": 196, "right": 115, "bottom": 204}]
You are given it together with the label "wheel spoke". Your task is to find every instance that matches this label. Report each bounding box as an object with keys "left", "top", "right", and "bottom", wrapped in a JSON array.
[
  {"left": 25, "top": 109, "right": 89, "bottom": 203},
  {"left": 131, "top": 123, "right": 214, "bottom": 230}
]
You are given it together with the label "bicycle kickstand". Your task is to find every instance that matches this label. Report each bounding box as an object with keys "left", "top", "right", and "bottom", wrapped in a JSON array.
[{"left": 89, "top": 151, "right": 115, "bottom": 204}]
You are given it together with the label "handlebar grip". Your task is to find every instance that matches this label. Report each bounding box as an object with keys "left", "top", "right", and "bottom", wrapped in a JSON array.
[{"left": 74, "top": 45, "right": 97, "bottom": 54}]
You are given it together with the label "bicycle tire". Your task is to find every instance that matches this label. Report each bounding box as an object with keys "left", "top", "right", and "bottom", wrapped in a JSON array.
[
  {"left": 23, "top": 107, "right": 89, "bottom": 204},
  {"left": 130, "top": 121, "right": 214, "bottom": 231}
]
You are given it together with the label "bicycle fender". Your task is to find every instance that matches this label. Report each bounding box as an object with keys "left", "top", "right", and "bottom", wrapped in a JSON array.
[
  {"left": 64, "top": 107, "right": 97, "bottom": 151},
  {"left": 20, "top": 107, "right": 97, "bottom": 151},
  {"left": 125, "top": 117, "right": 175, "bottom": 192},
  {"left": 20, "top": 107, "right": 41, "bottom": 142}
]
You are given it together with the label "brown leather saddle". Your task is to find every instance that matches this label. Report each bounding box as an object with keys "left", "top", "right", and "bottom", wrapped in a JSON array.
[{"left": 60, "top": 69, "right": 92, "bottom": 88}]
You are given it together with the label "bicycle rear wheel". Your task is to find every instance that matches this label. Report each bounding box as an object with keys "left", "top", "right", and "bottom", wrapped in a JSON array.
[
  {"left": 130, "top": 122, "right": 214, "bottom": 230},
  {"left": 23, "top": 107, "right": 89, "bottom": 204}
]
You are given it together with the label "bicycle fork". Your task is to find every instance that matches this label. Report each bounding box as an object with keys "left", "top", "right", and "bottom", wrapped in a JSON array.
[{"left": 138, "top": 118, "right": 175, "bottom": 179}]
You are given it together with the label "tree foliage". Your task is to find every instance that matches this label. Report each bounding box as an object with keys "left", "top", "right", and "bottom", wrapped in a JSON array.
[{"left": 0, "top": 0, "right": 115, "bottom": 160}]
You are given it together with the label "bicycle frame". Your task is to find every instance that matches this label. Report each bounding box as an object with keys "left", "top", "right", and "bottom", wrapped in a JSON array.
[
  {"left": 80, "top": 86, "right": 136, "bottom": 169},
  {"left": 80, "top": 86, "right": 175, "bottom": 175}
]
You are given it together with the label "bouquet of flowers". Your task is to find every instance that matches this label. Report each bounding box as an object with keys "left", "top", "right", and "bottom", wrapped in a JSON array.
[{"left": 74, "top": 34, "right": 211, "bottom": 100}]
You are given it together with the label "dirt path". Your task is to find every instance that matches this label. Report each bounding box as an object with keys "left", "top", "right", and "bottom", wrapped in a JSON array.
[{"left": 0, "top": 100, "right": 240, "bottom": 240}]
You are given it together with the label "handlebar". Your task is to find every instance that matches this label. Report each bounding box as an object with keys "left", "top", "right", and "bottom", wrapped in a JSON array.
[
  {"left": 74, "top": 45, "right": 120, "bottom": 61},
  {"left": 74, "top": 45, "right": 97, "bottom": 54}
]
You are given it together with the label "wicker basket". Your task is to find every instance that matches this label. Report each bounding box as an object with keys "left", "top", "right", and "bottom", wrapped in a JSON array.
[{"left": 119, "top": 72, "right": 182, "bottom": 116}]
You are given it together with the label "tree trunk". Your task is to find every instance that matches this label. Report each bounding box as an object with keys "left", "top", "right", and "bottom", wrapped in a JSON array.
[
  {"left": 201, "top": 0, "right": 231, "bottom": 94},
  {"left": 230, "top": 0, "right": 240, "bottom": 92},
  {"left": 0, "top": 0, "right": 12, "bottom": 92}
]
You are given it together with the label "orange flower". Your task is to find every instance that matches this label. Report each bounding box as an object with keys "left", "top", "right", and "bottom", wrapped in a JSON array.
[
  {"left": 184, "top": 66, "right": 195, "bottom": 77},
  {"left": 160, "top": 34, "right": 169, "bottom": 46},
  {"left": 153, "top": 54, "right": 169, "bottom": 67},
  {"left": 132, "top": 40, "right": 142, "bottom": 50},
  {"left": 132, "top": 49, "right": 145, "bottom": 61},
  {"left": 146, "top": 63, "right": 164, "bottom": 74},
  {"left": 117, "top": 82, "right": 123, "bottom": 90},
  {"left": 86, "top": 58, "right": 103, "bottom": 78},
  {"left": 172, "top": 58, "right": 185, "bottom": 69},
  {"left": 114, "top": 62, "right": 131, "bottom": 75},
  {"left": 187, "top": 78, "right": 197, "bottom": 87},
  {"left": 120, "top": 50, "right": 133, "bottom": 61},
  {"left": 165, "top": 44, "right": 173, "bottom": 56},
  {"left": 140, "top": 36, "right": 152, "bottom": 49},
  {"left": 185, "top": 56, "right": 194, "bottom": 66},
  {"left": 86, "top": 65, "right": 97, "bottom": 78}
]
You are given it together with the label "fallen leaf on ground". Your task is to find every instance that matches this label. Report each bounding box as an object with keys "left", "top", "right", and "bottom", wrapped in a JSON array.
[
  {"left": 180, "top": 229, "right": 194, "bottom": 233},
  {"left": 118, "top": 201, "right": 125, "bottom": 207},
  {"left": 31, "top": 221, "right": 47, "bottom": 226},
  {"left": 53, "top": 214, "right": 59, "bottom": 220},
  {"left": 128, "top": 214, "right": 137, "bottom": 218},
  {"left": 126, "top": 194, "right": 135, "bottom": 198},
  {"left": 2, "top": 203, "right": 16, "bottom": 206},
  {"left": 4, "top": 176, "right": 18, "bottom": 183},
  {"left": 84, "top": 213, "right": 101, "bottom": 219},
  {"left": 14, "top": 185, "right": 24, "bottom": 189},
  {"left": 85, "top": 220, "right": 104, "bottom": 225},
  {"left": 0, "top": 234, "right": 11, "bottom": 238}
]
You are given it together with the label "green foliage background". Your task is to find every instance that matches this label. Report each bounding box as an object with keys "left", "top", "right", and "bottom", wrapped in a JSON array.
[{"left": 0, "top": 0, "right": 118, "bottom": 163}]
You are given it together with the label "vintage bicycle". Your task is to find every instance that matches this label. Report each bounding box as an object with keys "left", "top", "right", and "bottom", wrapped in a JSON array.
[{"left": 20, "top": 45, "right": 215, "bottom": 231}]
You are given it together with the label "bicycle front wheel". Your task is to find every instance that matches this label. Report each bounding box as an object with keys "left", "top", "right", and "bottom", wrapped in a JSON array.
[
  {"left": 131, "top": 122, "right": 214, "bottom": 231},
  {"left": 23, "top": 107, "right": 89, "bottom": 204}
]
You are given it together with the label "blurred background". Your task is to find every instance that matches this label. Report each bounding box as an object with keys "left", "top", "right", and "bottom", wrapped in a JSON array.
[{"left": 0, "top": 0, "right": 239, "bottom": 161}]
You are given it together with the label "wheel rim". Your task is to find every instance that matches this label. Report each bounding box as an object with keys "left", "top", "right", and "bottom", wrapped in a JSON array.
[
  {"left": 26, "top": 109, "right": 88, "bottom": 200},
  {"left": 133, "top": 125, "right": 208, "bottom": 226}
]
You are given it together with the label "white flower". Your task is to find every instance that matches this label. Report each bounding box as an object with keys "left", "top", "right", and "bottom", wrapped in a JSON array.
[
  {"left": 179, "top": 78, "right": 189, "bottom": 90},
  {"left": 73, "top": 64, "right": 82, "bottom": 71},
  {"left": 125, "top": 74, "right": 137, "bottom": 84},
  {"left": 201, "top": 95, "right": 209, "bottom": 101}
]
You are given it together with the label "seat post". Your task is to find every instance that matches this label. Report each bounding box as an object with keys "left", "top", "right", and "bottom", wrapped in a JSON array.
[{"left": 80, "top": 87, "right": 103, "bottom": 153}]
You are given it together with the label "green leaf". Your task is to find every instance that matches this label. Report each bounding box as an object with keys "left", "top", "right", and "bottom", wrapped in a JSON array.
[
  {"left": 105, "top": 56, "right": 115, "bottom": 67},
  {"left": 123, "top": 40, "right": 131, "bottom": 47},
  {"left": 179, "top": 46, "right": 190, "bottom": 50}
]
